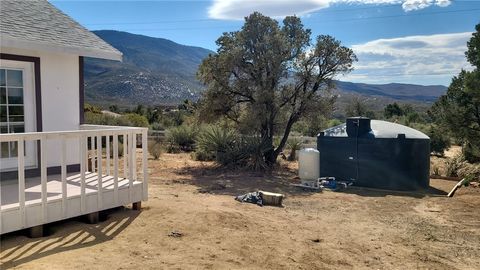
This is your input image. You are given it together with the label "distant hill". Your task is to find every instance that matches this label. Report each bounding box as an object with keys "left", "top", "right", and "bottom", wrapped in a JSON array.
[
  {"left": 84, "top": 30, "right": 212, "bottom": 105},
  {"left": 334, "top": 81, "right": 447, "bottom": 102},
  {"left": 84, "top": 30, "right": 447, "bottom": 106}
]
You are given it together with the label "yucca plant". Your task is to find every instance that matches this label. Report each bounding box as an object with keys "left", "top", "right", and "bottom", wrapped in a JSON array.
[
  {"left": 286, "top": 136, "right": 303, "bottom": 161},
  {"left": 196, "top": 125, "right": 236, "bottom": 156}
]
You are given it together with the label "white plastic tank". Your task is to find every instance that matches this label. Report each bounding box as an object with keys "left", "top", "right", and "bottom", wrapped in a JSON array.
[{"left": 298, "top": 148, "right": 320, "bottom": 182}]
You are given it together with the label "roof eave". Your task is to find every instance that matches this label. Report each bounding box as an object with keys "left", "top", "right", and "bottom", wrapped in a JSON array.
[{"left": 0, "top": 35, "right": 123, "bottom": 61}]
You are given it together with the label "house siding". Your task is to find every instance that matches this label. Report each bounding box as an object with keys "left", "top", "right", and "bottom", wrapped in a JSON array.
[{"left": 0, "top": 47, "right": 81, "bottom": 168}]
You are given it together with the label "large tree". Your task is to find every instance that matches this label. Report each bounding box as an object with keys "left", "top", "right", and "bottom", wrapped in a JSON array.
[
  {"left": 431, "top": 23, "right": 480, "bottom": 162},
  {"left": 197, "top": 12, "right": 356, "bottom": 164}
]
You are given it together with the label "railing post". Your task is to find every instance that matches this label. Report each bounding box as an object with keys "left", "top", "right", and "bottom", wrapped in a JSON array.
[
  {"left": 132, "top": 133, "right": 137, "bottom": 181},
  {"left": 61, "top": 137, "right": 67, "bottom": 218},
  {"left": 128, "top": 132, "right": 134, "bottom": 201},
  {"left": 142, "top": 129, "right": 148, "bottom": 200},
  {"left": 123, "top": 133, "right": 128, "bottom": 179},
  {"left": 80, "top": 135, "right": 86, "bottom": 213},
  {"left": 96, "top": 135, "right": 103, "bottom": 210},
  {"left": 113, "top": 134, "right": 119, "bottom": 204},
  {"left": 89, "top": 137, "right": 93, "bottom": 172},
  {"left": 18, "top": 138, "right": 26, "bottom": 228},
  {"left": 106, "top": 135, "right": 111, "bottom": 175},
  {"left": 84, "top": 136, "right": 89, "bottom": 173},
  {"left": 40, "top": 138, "right": 47, "bottom": 223}
]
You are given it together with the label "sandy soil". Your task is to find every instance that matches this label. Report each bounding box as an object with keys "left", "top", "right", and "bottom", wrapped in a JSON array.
[{"left": 1, "top": 153, "right": 479, "bottom": 270}]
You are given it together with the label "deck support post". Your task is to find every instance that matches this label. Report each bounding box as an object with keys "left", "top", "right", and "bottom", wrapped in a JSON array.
[
  {"left": 85, "top": 212, "right": 99, "bottom": 224},
  {"left": 132, "top": 202, "right": 142, "bottom": 210},
  {"left": 28, "top": 225, "right": 44, "bottom": 238}
]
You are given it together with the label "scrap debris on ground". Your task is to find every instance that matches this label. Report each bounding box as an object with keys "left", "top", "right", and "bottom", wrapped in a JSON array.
[
  {"left": 235, "top": 191, "right": 263, "bottom": 206},
  {"left": 235, "top": 190, "right": 284, "bottom": 206},
  {"left": 168, "top": 231, "right": 183, "bottom": 238}
]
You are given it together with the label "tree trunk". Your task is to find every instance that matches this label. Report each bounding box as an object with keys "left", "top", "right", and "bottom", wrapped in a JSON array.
[
  {"left": 267, "top": 114, "right": 298, "bottom": 165},
  {"left": 263, "top": 111, "right": 277, "bottom": 166}
]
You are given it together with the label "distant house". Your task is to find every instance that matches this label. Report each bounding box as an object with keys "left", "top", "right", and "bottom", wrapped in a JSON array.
[{"left": 1, "top": 0, "right": 148, "bottom": 236}]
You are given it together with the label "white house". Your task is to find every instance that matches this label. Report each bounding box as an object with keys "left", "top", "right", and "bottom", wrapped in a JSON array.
[{"left": 0, "top": 0, "right": 148, "bottom": 237}]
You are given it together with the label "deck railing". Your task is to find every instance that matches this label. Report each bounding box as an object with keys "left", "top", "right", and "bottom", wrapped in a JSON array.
[{"left": 0, "top": 124, "right": 148, "bottom": 231}]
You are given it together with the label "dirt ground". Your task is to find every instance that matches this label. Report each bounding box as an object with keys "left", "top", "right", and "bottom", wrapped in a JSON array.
[{"left": 1, "top": 152, "right": 479, "bottom": 270}]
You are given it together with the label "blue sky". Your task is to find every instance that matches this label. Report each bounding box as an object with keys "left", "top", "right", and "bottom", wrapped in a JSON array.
[{"left": 52, "top": 0, "right": 480, "bottom": 86}]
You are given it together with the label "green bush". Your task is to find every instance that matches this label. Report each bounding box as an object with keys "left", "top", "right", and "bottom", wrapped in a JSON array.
[
  {"left": 148, "top": 142, "right": 163, "bottom": 160},
  {"left": 166, "top": 125, "right": 197, "bottom": 152},
  {"left": 122, "top": 113, "right": 149, "bottom": 127},
  {"left": 195, "top": 125, "right": 269, "bottom": 170},
  {"left": 150, "top": 122, "right": 164, "bottom": 131},
  {"left": 85, "top": 111, "right": 148, "bottom": 127},
  {"left": 463, "top": 141, "right": 480, "bottom": 163},
  {"left": 327, "top": 119, "right": 342, "bottom": 128},
  {"left": 428, "top": 126, "right": 451, "bottom": 156}
]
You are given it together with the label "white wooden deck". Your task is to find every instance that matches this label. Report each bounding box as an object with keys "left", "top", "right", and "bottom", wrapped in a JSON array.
[
  {"left": 1, "top": 173, "right": 143, "bottom": 234},
  {"left": 0, "top": 125, "right": 148, "bottom": 235}
]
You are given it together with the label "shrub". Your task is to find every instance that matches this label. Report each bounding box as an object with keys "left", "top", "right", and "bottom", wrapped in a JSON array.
[
  {"left": 286, "top": 136, "right": 303, "bottom": 161},
  {"left": 327, "top": 119, "right": 342, "bottom": 128},
  {"left": 122, "top": 113, "right": 149, "bottom": 127},
  {"left": 148, "top": 142, "right": 163, "bottom": 160},
  {"left": 107, "top": 141, "right": 124, "bottom": 158},
  {"left": 241, "top": 136, "right": 270, "bottom": 171},
  {"left": 195, "top": 125, "right": 269, "bottom": 170},
  {"left": 84, "top": 103, "right": 102, "bottom": 114},
  {"left": 463, "top": 141, "right": 480, "bottom": 163},
  {"left": 428, "top": 126, "right": 451, "bottom": 156},
  {"left": 150, "top": 122, "right": 164, "bottom": 131},
  {"left": 196, "top": 125, "right": 236, "bottom": 154},
  {"left": 192, "top": 148, "right": 215, "bottom": 161},
  {"left": 431, "top": 166, "right": 440, "bottom": 176},
  {"left": 166, "top": 125, "right": 196, "bottom": 152},
  {"left": 457, "top": 162, "right": 480, "bottom": 181},
  {"left": 445, "top": 155, "right": 464, "bottom": 177},
  {"left": 85, "top": 111, "right": 148, "bottom": 127}
]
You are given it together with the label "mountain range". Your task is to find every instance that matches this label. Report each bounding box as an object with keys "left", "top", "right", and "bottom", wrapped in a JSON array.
[{"left": 84, "top": 30, "right": 447, "bottom": 107}]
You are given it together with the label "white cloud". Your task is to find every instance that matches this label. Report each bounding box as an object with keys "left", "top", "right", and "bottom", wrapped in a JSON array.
[
  {"left": 341, "top": 32, "right": 472, "bottom": 85},
  {"left": 208, "top": 0, "right": 330, "bottom": 20},
  {"left": 208, "top": 0, "right": 452, "bottom": 20},
  {"left": 402, "top": 0, "right": 451, "bottom": 11}
]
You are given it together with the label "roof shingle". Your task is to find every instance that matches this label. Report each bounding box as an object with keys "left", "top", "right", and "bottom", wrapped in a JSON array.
[{"left": 0, "top": 0, "right": 122, "bottom": 60}]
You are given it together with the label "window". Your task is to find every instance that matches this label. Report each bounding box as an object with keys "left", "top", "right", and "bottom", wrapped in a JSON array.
[{"left": 0, "top": 68, "right": 25, "bottom": 158}]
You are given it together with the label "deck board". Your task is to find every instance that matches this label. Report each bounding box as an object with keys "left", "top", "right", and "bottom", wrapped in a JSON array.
[
  {"left": 1, "top": 172, "right": 141, "bottom": 210},
  {"left": 1, "top": 172, "right": 144, "bottom": 234}
]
